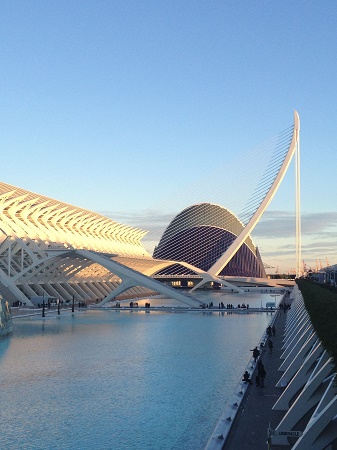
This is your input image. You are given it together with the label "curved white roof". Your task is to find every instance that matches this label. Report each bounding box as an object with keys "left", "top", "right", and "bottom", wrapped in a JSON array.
[
  {"left": 0, "top": 181, "right": 151, "bottom": 259},
  {"left": 157, "top": 202, "right": 256, "bottom": 254}
]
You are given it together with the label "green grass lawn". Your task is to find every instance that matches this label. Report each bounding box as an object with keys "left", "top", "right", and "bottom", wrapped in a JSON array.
[{"left": 296, "top": 279, "right": 337, "bottom": 372}]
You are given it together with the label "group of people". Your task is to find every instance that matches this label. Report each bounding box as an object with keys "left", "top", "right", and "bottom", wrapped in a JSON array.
[
  {"left": 237, "top": 303, "right": 249, "bottom": 309},
  {"left": 244, "top": 326, "right": 276, "bottom": 387},
  {"left": 246, "top": 346, "right": 266, "bottom": 386},
  {"left": 218, "top": 302, "right": 236, "bottom": 309},
  {"left": 217, "top": 303, "right": 249, "bottom": 309},
  {"left": 200, "top": 301, "right": 214, "bottom": 309},
  {"left": 279, "top": 302, "right": 291, "bottom": 313},
  {"left": 201, "top": 302, "right": 251, "bottom": 310},
  {"left": 242, "top": 360, "right": 267, "bottom": 387},
  {"left": 37, "top": 299, "right": 65, "bottom": 309}
]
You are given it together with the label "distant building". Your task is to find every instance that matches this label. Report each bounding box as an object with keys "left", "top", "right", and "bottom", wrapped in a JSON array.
[{"left": 313, "top": 264, "right": 337, "bottom": 285}]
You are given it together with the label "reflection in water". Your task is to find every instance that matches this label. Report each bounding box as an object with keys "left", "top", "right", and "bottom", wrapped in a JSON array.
[
  {"left": 0, "top": 298, "right": 13, "bottom": 336},
  {"left": 0, "top": 294, "right": 273, "bottom": 450},
  {"left": 0, "top": 337, "right": 11, "bottom": 361}
]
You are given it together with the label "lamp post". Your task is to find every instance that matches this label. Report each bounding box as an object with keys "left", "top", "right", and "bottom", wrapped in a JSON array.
[
  {"left": 41, "top": 289, "right": 45, "bottom": 317},
  {"left": 271, "top": 294, "right": 280, "bottom": 308}
]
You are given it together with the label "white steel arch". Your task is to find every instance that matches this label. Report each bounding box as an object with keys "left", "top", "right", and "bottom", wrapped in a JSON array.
[{"left": 208, "top": 110, "right": 300, "bottom": 277}]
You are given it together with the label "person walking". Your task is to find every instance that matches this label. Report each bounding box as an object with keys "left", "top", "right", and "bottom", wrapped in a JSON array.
[
  {"left": 268, "top": 339, "right": 273, "bottom": 354},
  {"left": 250, "top": 346, "right": 260, "bottom": 362}
]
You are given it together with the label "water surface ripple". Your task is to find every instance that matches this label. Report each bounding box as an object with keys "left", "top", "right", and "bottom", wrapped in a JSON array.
[{"left": 0, "top": 295, "right": 273, "bottom": 449}]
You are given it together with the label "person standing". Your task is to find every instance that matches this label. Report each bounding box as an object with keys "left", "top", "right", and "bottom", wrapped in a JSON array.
[
  {"left": 268, "top": 339, "right": 273, "bottom": 354},
  {"left": 258, "top": 361, "right": 266, "bottom": 387},
  {"left": 251, "top": 346, "right": 260, "bottom": 362}
]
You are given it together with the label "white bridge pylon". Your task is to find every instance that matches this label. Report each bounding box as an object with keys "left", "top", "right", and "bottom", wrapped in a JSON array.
[{"left": 191, "top": 110, "right": 300, "bottom": 292}]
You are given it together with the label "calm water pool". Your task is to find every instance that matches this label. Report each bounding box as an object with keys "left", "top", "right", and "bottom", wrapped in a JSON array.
[{"left": 1, "top": 295, "right": 274, "bottom": 449}]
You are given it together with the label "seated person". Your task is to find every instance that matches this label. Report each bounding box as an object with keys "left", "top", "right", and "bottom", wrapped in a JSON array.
[{"left": 242, "top": 371, "right": 253, "bottom": 384}]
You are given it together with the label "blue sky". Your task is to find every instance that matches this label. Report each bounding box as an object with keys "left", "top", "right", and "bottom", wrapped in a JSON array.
[{"left": 1, "top": 1, "right": 337, "bottom": 273}]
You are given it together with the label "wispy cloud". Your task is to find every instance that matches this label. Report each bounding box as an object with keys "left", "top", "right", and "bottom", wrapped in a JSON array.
[
  {"left": 253, "top": 211, "right": 337, "bottom": 239},
  {"left": 99, "top": 208, "right": 337, "bottom": 270},
  {"left": 255, "top": 211, "right": 337, "bottom": 269},
  {"left": 101, "top": 208, "right": 337, "bottom": 240},
  {"left": 100, "top": 209, "right": 174, "bottom": 229},
  {"left": 99, "top": 209, "right": 175, "bottom": 252}
]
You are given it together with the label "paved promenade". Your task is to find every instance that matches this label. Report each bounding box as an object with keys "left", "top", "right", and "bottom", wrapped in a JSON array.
[{"left": 223, "top": 307, "right": 291, "bottom": 450}]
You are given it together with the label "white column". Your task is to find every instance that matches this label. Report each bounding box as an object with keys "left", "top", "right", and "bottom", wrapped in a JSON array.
[{"left": 295, "top": 133, "right": 301, "bottom": 277}]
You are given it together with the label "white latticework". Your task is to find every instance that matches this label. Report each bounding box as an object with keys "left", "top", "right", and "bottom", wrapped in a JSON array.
[
  {"left": 0, "top": 182, "right": 157, "bottom": 306},
  {"left": 0, "top": 182, "right": 150, "bottom": 258}
]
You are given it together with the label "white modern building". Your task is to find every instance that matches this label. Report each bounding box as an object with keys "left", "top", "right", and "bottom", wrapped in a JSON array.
[
  {"left": 0, "top": 111, "right": 301, "bottom": 307},
  {"left": 0, "top": 181, "right": 210, "bottom": 307},
  {"left": 153, "top": 203, "right": 266, "bottom": 279}
]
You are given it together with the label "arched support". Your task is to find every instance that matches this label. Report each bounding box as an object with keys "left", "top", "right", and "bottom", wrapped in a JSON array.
[
  {"left": 271, "top": 357, "right": 334, "bottom": 446},
  {"left": 75, "top": 250, "right": 204, "bottom": 307},
  {"left": 280, "top": 323, "right": 313, "bottom": 362},
  {"left": 273, "top": 375, "right": 337, "bottom": 448},
  {"left": 291, "top": 379, "right": 337, "bottom": 449},
  {"left": 278, "top": 333, "right": 318, "bottom": 380},
  {"left": 0, "top": 247, "right": 213, "bottom": 307},
  {"left": 189, "top": 272, "right": 243, "bottom": 293},
  {"left": 207, "top": 111, "right": 300, "bottom": 278},
  {"left": 99, "top": 278, "right": 137, "bottom": 305},
  {"left": 293, "top": 395, "right": 337, "bottom": 449},
  {"left": 0, "top": 271, "right": 30, "bottom": 305},
  {"left": 274, "top": 350, "right": 331, "bottom": 410}
]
